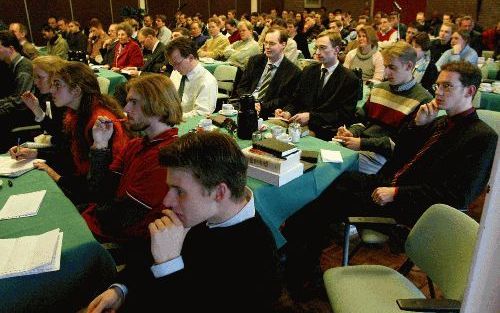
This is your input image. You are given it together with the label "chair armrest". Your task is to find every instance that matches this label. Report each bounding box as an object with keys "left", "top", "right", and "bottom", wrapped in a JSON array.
[
  {"left": 348, "top": 216, "right": 397, "bottom": 226},
  {"left": 396, "top": 298, "right": 461, "bottom": 312}
]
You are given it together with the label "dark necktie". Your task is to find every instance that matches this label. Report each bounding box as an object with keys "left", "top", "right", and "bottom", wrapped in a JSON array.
[
  {"left": 318, "top": 68, "right": 328, "bottom": 96},
  {"left": 178, "top": 75, "right": 187, "bottom": 98},
  {"left": 391, "top": 119, "right": 449, "bottom": 185},
  {"left": 257, "top": 64, "right": 275, "bottom": 101}
]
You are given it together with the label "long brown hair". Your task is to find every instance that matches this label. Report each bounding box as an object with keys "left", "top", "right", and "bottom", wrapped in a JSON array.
[{"left": 55, "top": 61, "right": 126, "bottom": 159}]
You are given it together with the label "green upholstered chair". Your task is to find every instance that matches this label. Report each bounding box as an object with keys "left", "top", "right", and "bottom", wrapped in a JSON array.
[{"left": 324, "top": 203, "right": 479, "bottom": 313}]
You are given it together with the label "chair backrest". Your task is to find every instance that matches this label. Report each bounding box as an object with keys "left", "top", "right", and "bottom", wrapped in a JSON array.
[
  {"left": 477, "top": 109, "right": 500, "bottom": 135},
  {"left": 97, "top": 76, "right": 110, "bottom": 95},
  {"left": 405, "top": 204, "right": 479, "bottom": 300},
  {"left": 213, "top": 64, "right": 238, "bottom": 94}
]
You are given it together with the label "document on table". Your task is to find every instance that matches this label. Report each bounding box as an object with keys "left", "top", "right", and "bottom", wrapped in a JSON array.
[
  {"left": 0, "top": 228, "right": 63, "bottom": 279},
  {"left": 0, "top": 156, "right": 45, "bottom": 177},
  {"left": 320, "top": 149, "right": 343, "bottom": 163},
  {"left": 0, "top": 190, "right": 46, "bottom": 220}
]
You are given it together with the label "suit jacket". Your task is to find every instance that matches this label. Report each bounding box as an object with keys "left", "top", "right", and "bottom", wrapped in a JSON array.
[
  {"left": 140, "top": 42, "right": 166, "bottom": 73},
  {"left": 284, "top": 62, "right": 360, "bottom": 140},
  {"left": 379, "top": 110, "right": 498, "bottom": 224},
  {"left": 237, "top": 54, "right": 301, "bottom": 118}
]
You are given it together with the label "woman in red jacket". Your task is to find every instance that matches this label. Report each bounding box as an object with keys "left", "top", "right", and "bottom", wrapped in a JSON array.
[
  {"left": 11, "top": 61, "right": 131, "bottom": 204},
  {"left": 111, "top": 22, "right": 144, "bottom": 71}
]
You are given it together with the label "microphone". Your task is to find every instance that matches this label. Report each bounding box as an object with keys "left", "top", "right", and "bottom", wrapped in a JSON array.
[{"left": 393, "top": 1, "right": 402, "bottom": 11}]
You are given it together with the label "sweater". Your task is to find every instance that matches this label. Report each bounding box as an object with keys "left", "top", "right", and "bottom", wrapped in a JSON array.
[
  {"left": 343, "top": 47, "right": 384, "bottom": 83},
  {"left": 198, "top": 33, "right": 230, "bottom": 60}
]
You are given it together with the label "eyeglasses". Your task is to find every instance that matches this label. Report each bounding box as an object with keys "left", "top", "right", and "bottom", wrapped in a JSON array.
[
  {"left": 432, "top": 83, "right": 462, "bottom": 93},
  {"left": 263, "top": 41, "right": 279, "bottom": 47},
  {"left": 169, "top": 57, "right": 186, "bottom": 67}
]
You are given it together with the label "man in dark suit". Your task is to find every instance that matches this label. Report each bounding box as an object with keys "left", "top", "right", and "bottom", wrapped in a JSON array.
[
  {"left": 282, "top": 61, "right": 498, "bottom": 298},
  {"left": 275, "top": 30, "right": 360, "bottom": 140},
  {"left": 236, "top": 26, "right": 301, "bottom": 119},
  {"left": 122, "top": 27, "right": 166, "bottom": 77}
]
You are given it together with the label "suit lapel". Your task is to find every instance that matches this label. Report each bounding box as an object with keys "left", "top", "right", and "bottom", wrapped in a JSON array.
[{"left": 318, "top": 65, "right": 342, "bottom": 101}]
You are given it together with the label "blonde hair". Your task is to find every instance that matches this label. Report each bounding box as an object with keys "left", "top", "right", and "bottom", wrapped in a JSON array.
[
  {"left": 32, "top": 55, "right": 67, "bottom": 82},
  {"left": 381, "top": 41, "right": 416, "bottom": 65},
  {"left": 126, "top": 74, "right": 183, "bottom": 126}
]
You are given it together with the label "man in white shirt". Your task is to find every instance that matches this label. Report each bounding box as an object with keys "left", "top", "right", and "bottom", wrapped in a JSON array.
[
  {"left": 166, "top": 37, "right": 217, "bottom": 118},
  {"left": 155, "top": 15, "right": 172, "bottom": 46}
]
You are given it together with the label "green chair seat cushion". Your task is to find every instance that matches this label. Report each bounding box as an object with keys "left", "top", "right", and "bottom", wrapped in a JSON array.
[
  {"left": 324, "top": 265, "right": 425, "bottom": 313},
  {"left": 360, "top": 228, "right": 390, "bottom": 244}
]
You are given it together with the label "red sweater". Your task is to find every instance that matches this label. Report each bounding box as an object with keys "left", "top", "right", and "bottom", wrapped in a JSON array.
[
  {"left": 377, "top": 28, "right": 397, "bottom": 42},
  {"left": 112, "top": 40, "right": 144, "bottom": 69}
]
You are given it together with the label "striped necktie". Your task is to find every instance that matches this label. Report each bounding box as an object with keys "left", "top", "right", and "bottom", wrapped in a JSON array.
[
  {"left": 257, "top": 64, "right": 275, "bottom": 101},
  {"left": 391, "top": 119, "right": 449, "bottom": 185}
]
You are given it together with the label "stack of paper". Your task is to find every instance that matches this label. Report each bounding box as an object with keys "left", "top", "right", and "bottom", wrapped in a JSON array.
[
  {"left": 0, "top": 156, "right": 45, "bottom": 177},
  {"left": 0, "top": 190, "right": 46, "bottom": 220},
  {"left": 320, "top": 149, "right": 343, "bottom": 163},
  {"left": 0, "top": 229, "right": 63, "bottom": 279}
]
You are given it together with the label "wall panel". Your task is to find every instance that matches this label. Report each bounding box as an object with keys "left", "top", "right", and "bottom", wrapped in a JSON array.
[{"left": 71, "top": 0, "right": 112, "bottom": 32}]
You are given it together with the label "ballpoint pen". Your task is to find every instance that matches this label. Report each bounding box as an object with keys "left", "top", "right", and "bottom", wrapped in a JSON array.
[{"left": 102, "top": 118, "right": 128, "bottom": 124}]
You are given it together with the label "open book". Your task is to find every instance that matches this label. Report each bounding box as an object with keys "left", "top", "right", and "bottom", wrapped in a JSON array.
[
  {"left": 0, "top": 156, "right": 45, "bottom": 177},
  {"left": 0, "top": 228, "right": 63, "bottom": 279}
]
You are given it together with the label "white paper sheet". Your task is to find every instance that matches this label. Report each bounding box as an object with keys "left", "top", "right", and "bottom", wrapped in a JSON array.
[
  {"left": 0, "top": 190, "right": 46, "bottom": 220},
  {"left": 320, "top": 149, "right": 343, "bottom": 163}
]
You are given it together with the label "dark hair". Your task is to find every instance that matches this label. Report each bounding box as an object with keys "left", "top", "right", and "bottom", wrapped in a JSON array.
[
  {"left": 89, "top": 18, "right": 103, "bottom": 29},
  {"left": 455, "top": 29, "right": 471, "bottom": 44},
  {"left": 56, "top": 62, "right": 126, "bottom": 159},
  {"left": 156, "top": 15, "right": 167, "bottom": 23},
  {"left": 172, "top": 27, "right": 190, "bottom": 37},
  {"left": 41, "top": 24, "right": 55, "bottom": 33},
  {"left": 0, "top": 30, "right": 22, "bottom": 53},
  {"left": 159, "top": 132, "right": 247, "bottom": 200},
  {"left": 139, "top": 27, "right": 156, "bottom": 37},
  {"left": 412, "top": 32, "right": 431, "bottom": 51},
  {"left": 271, "top": 18, "right": 287, "bottom": 28},
  {"left": 226, "top": 18, "right": 237, "bottom": 28},
  {"left": 440, "top": 61, "right": 482, "bottom": 90},
  {"left": 166, "top": 36, "right": 198, "bottom": 59}
]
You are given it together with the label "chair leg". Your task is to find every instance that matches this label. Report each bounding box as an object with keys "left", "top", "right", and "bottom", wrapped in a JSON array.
[
  {"left": 427, "top": 276, "right": 436, "bottom": 298},
  {"left": 342, "top": 222, "right": 351, "bottom": 266}
]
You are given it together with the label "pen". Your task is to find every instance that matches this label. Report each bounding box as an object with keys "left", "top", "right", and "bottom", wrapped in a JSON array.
[
  {"left": 102, "top": 118, "right": 128, "bottom": 124},
  {"left": 17, "top": 137, "right": 20, "bottom": 152}
]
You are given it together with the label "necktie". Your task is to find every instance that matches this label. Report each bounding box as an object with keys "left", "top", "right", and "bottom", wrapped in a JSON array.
[
  {"left": 318, "top": 68, "right": 328, "bottom": 96},
  {"left": 257, "top": 64, "right": 275, "bottom": 101},
  {"left": 391, "top": 119, "right": 449, "bottom": 185},
  {"left": 178, "top": 75, "right": 187, "bottom": 99}
]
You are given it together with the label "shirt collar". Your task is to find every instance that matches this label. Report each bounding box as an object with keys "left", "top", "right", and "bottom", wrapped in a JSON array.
[
  {"left": 185, "top": 62, "right": 203, "bottom": 80},
  {"left": 267, "top": 54, "right": 285, "bottom": 68},
  {"left": 447, "top": 107, "right": 476, "bottom": 127},
  {"left": 321, "top": 60, "right": 340, "bottom": 74},
  {"left": 151, "top": 40, "right": 160, "bottom": 52},
  {"left": 390, "top": 78, "right": 417, "bottom": 92},
  {"left": 207, "top": 187, "right": 255, "bottom": 228},
  {"left": 145, "top": 127, "right": 179, "bottom": 145}
]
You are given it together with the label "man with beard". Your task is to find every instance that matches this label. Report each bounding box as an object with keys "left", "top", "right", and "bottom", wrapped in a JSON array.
[{"left": 81, "top": 74, "right": 182, "bottom": 243}]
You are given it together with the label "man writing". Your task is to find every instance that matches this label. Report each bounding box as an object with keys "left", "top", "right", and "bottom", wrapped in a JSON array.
[
  {"left": 275, "top": 30, "right": 360, "bottom": 141},
  {"left": 283, "top": 61, "right": 497, "bottom": 297},
  {"left": 166, "top": 37, "right": 218, "bottom": 118},
  {"left": 122, "top": 27, "right": 166, "bottom": 77},
  {"left": 87, "top": 132, "right": 281, "bottom": 312}
]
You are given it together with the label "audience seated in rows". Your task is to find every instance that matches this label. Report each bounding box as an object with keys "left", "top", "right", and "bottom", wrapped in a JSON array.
[
  {"left": 87, "top": 19, "right": 110, "bottom": 64},
  {"left": 283, "top": 61, "right": 497, "bottom": 300},
  {"left": 10, "top": 62, "right": 130, "bottom": 205},
  {"left": 110, "top": 22, "right": 144, "bottom": 71},
  {"left": 276, "top": 30, "right": 360, "bottom": 141},
  {"left": 9, "top": 23, "right": 39, "bottom": 60},
  {"left": 436, "top": 29, "right": 478, "bottom": 71},
  {"left": 336, "top": 41, "right": 433, "bottom": 174},
  {"left": 122, "top": 27, "right": 167, "bottom": 77},
  {"left": 411, "top": 32, "right": 439, "bottom": 95},
  {"left": 87, "top": 132, "right": 281, "bottom": 313},
  {"left": 430, "top": 21, "right": 455, "bottom": 63}
]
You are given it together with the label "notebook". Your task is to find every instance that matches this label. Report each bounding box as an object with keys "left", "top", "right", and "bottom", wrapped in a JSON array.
[
  {"left": 0, "top": 190, "right": 46, "bottom": 220},
  {"left": 0, "top": 156, "right": 45, "bottom": 177}
]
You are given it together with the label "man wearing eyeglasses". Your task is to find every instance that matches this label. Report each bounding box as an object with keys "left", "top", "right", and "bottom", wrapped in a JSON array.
[
  {"left": 275, "top": 30, "right": 360, "bottom": 141},
  {"left": 121, "top": 27, "right": 167, "bottom": 77},
  {"left": 282, "top": 60, "right": 497, "bottom": 300},
  {"left": 165, "top": 37, "right": 217, "bottom": 118},
  {"left": 236, "top": 26, "right": 301, "bottom": 119}
]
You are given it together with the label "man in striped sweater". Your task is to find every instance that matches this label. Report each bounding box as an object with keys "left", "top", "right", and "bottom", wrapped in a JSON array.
[{"left": 336, "top": 41, "right": 433, "bottom": 174}]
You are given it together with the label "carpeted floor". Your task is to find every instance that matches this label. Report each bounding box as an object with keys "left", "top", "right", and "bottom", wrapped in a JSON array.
[{"left": 275, "top": 234, "right": 443, "bottom": 313}]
